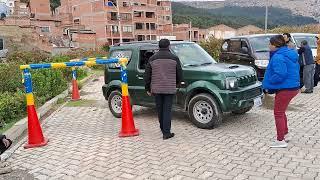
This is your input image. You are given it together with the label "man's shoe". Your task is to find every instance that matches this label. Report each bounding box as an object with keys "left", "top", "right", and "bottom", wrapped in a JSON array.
[
  {"left": 163, "top": 133, "right": 175, "bottom": 140},
  {"left": 302, "top": 90, "right": 313, "bottom": 93},
  {"left": 270, "top": 140, "right": 288, "bottom": 148}
]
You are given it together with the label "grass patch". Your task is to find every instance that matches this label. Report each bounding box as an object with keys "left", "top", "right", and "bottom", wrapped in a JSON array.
[
  {"left": 0, "top": 120, "right": 21, "bottom": 134},
  {"left": 66, "top": 99, "right": 98, "bottom": 107}
]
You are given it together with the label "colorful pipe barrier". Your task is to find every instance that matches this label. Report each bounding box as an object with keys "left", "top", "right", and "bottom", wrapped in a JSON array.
[{"left": 20, "top": 58, "right": 139, "bottom": 149}]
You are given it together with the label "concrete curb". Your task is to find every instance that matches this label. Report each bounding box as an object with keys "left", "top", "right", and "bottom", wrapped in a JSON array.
[{"left": 0, "top": 73, "right": 95, "bottom": 161}]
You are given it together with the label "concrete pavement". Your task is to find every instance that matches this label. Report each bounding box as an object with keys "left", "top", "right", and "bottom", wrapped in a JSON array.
[{"left": 4, "top": 76, "right": 320, "bottom": 180}]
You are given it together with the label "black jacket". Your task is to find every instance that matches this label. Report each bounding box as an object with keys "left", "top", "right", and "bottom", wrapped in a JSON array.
[
  {"left": 144, "top": 49, "right": 183, "bottom": 94},
  {"left": 298, "top": 45, "right": 314, "bottom": 66}
]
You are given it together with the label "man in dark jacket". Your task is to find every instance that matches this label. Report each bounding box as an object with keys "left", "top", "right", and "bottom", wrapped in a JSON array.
[
  {"left": 144, "top": 39, "right": 183, "bottom": 140},
  {"left": 298, "top": 40, "right": 315, "bottom": 93}
]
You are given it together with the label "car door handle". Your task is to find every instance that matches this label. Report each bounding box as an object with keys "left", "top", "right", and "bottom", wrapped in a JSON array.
[{"left": 136, "top": 75, "right": 143, "bottom": 80}]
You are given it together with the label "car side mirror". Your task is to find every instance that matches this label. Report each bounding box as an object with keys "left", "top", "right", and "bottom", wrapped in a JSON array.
[
  {"left": 241, "top": 47, "right": 249, "bottom": 54},
  {"left": 222, "top": 43, "right": 228, "bottom": 52}
]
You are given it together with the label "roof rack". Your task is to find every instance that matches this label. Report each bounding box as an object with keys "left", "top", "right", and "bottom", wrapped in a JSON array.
[
  {"left": 114, "top": 40, "right": 158, "bottom": 46},
  {"left": 113, "top": 40, "right": 186, "bottom": 46}
]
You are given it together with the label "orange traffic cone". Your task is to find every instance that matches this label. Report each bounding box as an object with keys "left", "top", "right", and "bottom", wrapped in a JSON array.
[
  {"left": 71, "top": 79, "right": 80, "bottom": 101},
  {"left": 119, "top": 96, "right": 139, "bottom": 137},
  {"left": 71, "top": 68, "right": 80, "bottom": 101},
  {"left": 24, "top": 105, "right": 48, "bottom": 149}
]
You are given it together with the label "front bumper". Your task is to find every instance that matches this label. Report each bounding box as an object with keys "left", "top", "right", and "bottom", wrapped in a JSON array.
[{"left": 219, "top": 82, "right": 263, "bottom": 112}]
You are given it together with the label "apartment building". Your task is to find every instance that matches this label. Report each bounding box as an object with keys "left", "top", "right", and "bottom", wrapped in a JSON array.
[
  {"left": 57, "top": 0, "right": 173, "bottom": 46},
  {"left": 173, "top": 24, "right": 206, "bottom": 42}
]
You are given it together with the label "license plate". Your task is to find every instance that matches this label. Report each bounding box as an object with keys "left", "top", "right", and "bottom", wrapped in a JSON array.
[{"left": 254, "top": 97, "right": 262, "bottom": 107}]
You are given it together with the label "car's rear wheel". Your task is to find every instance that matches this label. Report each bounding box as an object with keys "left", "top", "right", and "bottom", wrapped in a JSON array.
[
  {"left": 108, "top": 90, "right": 122, "bottom": 118},
  {"left": 188, "top": 93, "right": 222, "bottom": 129},
  {"left": 231, "top": 106, "right": 253, "bottom": 115}
]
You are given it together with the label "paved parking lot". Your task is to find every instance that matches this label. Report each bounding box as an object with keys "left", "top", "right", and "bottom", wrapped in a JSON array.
[{"left": 5, "top": 76, "right": 320, "bottom": 180}]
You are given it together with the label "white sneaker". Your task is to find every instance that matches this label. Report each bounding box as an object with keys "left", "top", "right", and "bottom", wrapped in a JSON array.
[{"left": 270, "top": 140, "right": 288, "bottom": 148}]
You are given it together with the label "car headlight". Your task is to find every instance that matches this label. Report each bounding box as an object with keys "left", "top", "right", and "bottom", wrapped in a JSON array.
[
  {"left": 255, "top": 60, "right": 269, "bottom": 69},
  {"left": 226, "top": 77, "right": 238, "bottom": 90}
]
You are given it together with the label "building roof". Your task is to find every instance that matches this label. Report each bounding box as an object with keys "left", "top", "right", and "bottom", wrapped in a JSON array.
[
  {"left": 237, "top": 25, "right": 263, "bottom": 32},
  {"left": 208, "top": 24, "right": 235, "bottom": 31}
]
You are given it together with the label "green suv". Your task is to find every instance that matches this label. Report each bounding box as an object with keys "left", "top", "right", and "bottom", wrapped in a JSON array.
[{"left": 102, "top": 41, "right": 263, "bottom": 129}]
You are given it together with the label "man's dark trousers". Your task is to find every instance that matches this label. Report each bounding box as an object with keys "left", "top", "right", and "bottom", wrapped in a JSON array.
[{"left": 155, "top": 94, "right": 174, "bottom": 136}]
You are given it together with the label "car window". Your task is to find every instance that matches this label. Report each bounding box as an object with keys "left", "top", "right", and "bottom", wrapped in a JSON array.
[
  {"left": 229, "top": 40, "right": 241, "bottom": 53},
  {"left": 171, "top": 43, "right": 216, "bottom": 66},
  {"left": 293, "top": 36, "right": 317, "bottom": 48},
  {"left": 108, "top": 50, "right": 132, "bottom": 69},
  {"left": 249, "top": 36, "right": 273, "bottom": 52},
  {"left": 139, "top": 50, "right": 157, "bottom": 70}
]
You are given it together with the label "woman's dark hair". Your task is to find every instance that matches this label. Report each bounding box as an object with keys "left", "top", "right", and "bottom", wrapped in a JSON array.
[
  {"left": 270, "top": 35, "right": 286, "bottom": 48},
  {"left": 283, "top": 33, "right": 291, "bottom": 38}
]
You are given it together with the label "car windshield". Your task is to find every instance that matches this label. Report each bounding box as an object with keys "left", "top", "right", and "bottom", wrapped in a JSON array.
[
  {"left": 171, "top": 43, "right": 216, "bottom": 66},
  {"left": 293, "top": 36, "right": 317, "bottom": 49},
  {"left": 249, "top": 36, "right": 274, "bottom": 52}
]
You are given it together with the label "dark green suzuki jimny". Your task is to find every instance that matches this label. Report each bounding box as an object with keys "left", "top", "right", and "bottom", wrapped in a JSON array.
[{"left": 102, "top": 41, "right": 263, "bottom": 129}]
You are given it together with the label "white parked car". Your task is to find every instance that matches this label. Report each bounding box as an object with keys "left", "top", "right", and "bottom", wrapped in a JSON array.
[{"left": 290, "top": 33, "right": 318, "bottom": 60}]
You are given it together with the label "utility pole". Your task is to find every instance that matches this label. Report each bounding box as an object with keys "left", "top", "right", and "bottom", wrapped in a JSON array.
[
  {"left": 116, "top": 0, "right": 123, "bottom": 43},
  {"left": 189, "top": 21, "right": 192, "bottom": 42},
  {"left": 264, "top": 1, "right": 268, "bottom": 34}
]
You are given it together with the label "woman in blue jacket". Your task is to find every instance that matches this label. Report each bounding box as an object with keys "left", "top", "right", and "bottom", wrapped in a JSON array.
[{"left": 263, "top": 35, "right": 300, "bottom": 148}]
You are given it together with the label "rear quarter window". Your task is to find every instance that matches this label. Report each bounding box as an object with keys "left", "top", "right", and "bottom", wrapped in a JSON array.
[{"left": 108, "top": 50, "right": 132, "bottom": 69}]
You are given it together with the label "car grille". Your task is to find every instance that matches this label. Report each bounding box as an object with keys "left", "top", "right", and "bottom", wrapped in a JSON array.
[
  {"left": 237, "top": 74, "right": 257, "bottom": 87},
  {"left": 243, "top": 87, "right": 262, "bottom": 99}
]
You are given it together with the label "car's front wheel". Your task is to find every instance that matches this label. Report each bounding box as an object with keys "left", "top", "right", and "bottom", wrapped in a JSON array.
[
  {"left": 188, "top": 93, "right": 222, "bottom": 129},
  {"left": 108, "top": 90, "right": 122, "bottom": 118}
]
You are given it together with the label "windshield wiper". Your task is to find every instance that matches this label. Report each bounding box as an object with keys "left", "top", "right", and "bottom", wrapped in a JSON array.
[
  {"left": 199, "top": 62, "right": 212, "bottom": 66},
  {"left": 255, "top": 50, "right": 269, "bottom": 52},
  {"left": 184, "top": 64, "right": 200, "bottom": 67},
  {"left": 184, "top": 62, "right": 212, "bottom": 67}
]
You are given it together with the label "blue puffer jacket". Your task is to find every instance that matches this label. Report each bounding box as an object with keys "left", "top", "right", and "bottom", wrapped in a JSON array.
[{"left": 262, "top": 47, "right": 300, "bottom": 91}]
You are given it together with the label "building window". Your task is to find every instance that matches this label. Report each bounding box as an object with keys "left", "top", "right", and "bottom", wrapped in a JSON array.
[
  {"left": 110, "top": 12, "right": 117, "bottom": 20},
  {"left": 123, "top": 2, "right": 129, "bottom": 7},
  {"left": 123, "top": 26, "right": 133, "bottom": 32},
  {"left": 141, "top": 4, "right": 146, "bottom": 6},
  {"left": 165, "top": 7, "right": 170, "bottom": 11},
  {"left": 0, "top": 39, "right": 3, "bottom": 50},
  {"left": 111, "top": 25, "right": 119, "bottom": 33},
  {"left": 40, "top": 27, "right": 50, "bottom": 33},
  {"left": 146, "top": 23, "right": 156, "bottom": 30},
  {"left": 121, "top": 13, "right": 131, "bottom": 20},
  {"left": 135, "top": 23, "right": 144, "bottom": 30},
  {"left": 133, "top": 2, "right": 139, "bottom": 6},
  {"left": 74, "top": 19, "right": 80, "bottom": 24},
  {"left": 137, "top": 35, "right": 145, "bottom": 41},
  {"left": 166, "top": 16, "right": 171, "bottom": 21},
  {"left": 157, "top": 1, "right": 161, "bottom": 6},
  {"left": 146, "top": 12, "right": 155, "bottom": 18},
  {"left": 134, "top": 11, "right": 143, "bottom": 17}
]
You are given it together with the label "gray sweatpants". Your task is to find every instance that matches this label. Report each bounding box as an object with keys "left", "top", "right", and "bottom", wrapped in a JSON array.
[{"left": 303, "top": 64, "right": 315, "bottom": 91}]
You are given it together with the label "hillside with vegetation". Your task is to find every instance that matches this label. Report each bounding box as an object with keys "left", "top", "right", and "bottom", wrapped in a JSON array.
[{"left": 172, "top": 2, "right": 318, "bottom": 29}]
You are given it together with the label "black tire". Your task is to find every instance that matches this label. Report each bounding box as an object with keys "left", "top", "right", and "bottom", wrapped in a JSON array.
[
  {"left": 188, "top": 93, "right": 222, "bottom": 129},
  {"left": 231, "top": 106, "right": 253, "bottom": 115},
  {"left": 108, "top": 90, "right": 122, "bottom": 118}
]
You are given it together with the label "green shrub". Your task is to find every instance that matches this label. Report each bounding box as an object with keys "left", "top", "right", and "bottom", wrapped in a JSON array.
[
  {"left": 0, "top": 91, "right": 26, "bottom": 127},
  {"left": 199, "top": 37, "right": 224, "bottom": 60},
  {"left": 0, "top": 50, "right": 94, "bottom": 131},
  {"left": 0, "top": 63, "right": 23, "bottom": 93}
]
